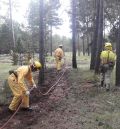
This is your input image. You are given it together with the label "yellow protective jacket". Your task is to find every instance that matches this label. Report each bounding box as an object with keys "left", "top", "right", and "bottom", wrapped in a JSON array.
[
  {"left": 15, "top": 66, "right": 35, "bottom": 92},
  {"left": 54, "top": 48, "right": 64, "bottom": 58},
  {"left": 100, "top": 50, "right": 116, "bottom": 65}
]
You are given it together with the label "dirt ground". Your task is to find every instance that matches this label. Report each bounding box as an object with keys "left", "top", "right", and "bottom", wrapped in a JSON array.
[{"left": 0, "top": 65, "right": 120, "bottom": 129}]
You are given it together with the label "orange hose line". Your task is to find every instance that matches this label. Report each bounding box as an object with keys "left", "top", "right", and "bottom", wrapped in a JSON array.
[
  {"left": 40, "top": 68, "right": 66, "bottom": 95},
  {"left": 0, "top": 99, "right": 23, "bottom": 129},
  {"left": 0, "top": 60, "right": 67, "bottom": 129}
]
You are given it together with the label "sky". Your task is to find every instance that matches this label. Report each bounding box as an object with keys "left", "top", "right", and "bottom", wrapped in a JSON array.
[
  {"left": 2, "top": 0, "right": 72, "bottom": 38},
  {"left": 0, "top": 0, "right": 30, "bottom": 24},
  {"left": 12, "top": 0, "right": 30, "bottom": 25},
  {"left": 52, "top": 0, "right": 71, "bottom": 38}
]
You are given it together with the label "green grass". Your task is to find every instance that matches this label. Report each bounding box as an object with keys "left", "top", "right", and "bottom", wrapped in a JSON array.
[
  {"left": 0, "top": 53, "right": 116, "bottom": 88},
  {"left": 0, "top": 62, "right": 18, "bottom": 104},
  {"left": 0, "top": 63, "right": 18, "bottom": 80},
  {"left": 45, "top": 53, "right": 115, "bottom": 86},
  {"left": 67, "top": 57, "right": 120, "bottom": 129}
]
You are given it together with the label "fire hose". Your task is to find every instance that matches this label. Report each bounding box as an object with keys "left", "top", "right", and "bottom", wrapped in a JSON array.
[
  {"left": 0, "top": 66, "right": 67, "bottom": 129},
  {"left": 0, "top": 87, "right": 35, "bottom": 129}
]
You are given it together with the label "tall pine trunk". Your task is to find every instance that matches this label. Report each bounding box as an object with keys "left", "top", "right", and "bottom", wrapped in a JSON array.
[
  {"left": 95, "top": 0, "right": 103, "bottom": 73},
  {"left": 116, "top": 18, "right": 120, "bottom": 86},
  {"left": 50, "top": 25, "right": 53, "bottom": 56},
  {"left": 82, "top": 35, "right": 85, "bottom": 55},
  {"left": 39, "top": 0, "right": 45, "bottom": 84},
  {"left": 77, "top": 33, "right": 80, "bottom": 56},
  {"left": 72, "top": 0, "right": 77, "bottom": 68},
  {"left": 90, "top": 0, "right": 99, "bottom": 70},
  {"left": 86, "top": 17, "right": 90, "bottom": 56},
  {"left": 9, "top": 0, "right": 15, "bottom": 50}
]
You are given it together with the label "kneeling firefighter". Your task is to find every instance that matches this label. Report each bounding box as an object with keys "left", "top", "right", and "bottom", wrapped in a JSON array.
[
  {"left": 100, "top": 42, "right": 116, "bottom": 91},
  {"left": 54, "top": 45, "right": 64, "bottom": 71},
  {"left": 8, "top": 61, "right": 42, "bottom": 112}
]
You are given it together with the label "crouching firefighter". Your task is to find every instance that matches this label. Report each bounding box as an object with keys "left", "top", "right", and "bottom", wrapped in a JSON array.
[
  {"left": 54, "top": 45, "right": 64, "bottom": 71},
  {"left": 8, "top": 61, "right": 42, "bottom": 112},
  {"left": 100, "top": 42, "right": 116, "bottom": 91}
]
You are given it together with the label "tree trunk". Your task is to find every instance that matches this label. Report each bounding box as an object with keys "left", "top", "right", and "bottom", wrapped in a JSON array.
[
  {"left": 9, "top": 0, "right": 15, "bottom": 50},
  {"left": 116, "top": 18, "right": 120, "bottom": 86},
  {"left": 90, "top": 32, "right": 93, "bottom": 54},
  {"left": 82, "top": 35, "right": 85, "bottom": 55},
  {"left": 103, "top": 6, "right": 105, "bottom": 40},
  {"left": 86, "top": 17, "right": 90, "bottom": 56},
  {"left": 95, "top": 0, "right": 103, "bottom": 73},
  {"left": 87, "top": 34, "right": 90, "bottom": 56},
  {"left": 50, "top": 25, "right": 53, "bottom": 56},
  {"left": 31, "top": 5, "right": 36, "bottom": 54},
  {"left": 90, "top": 0, "right": 99, "bottom": 70},
  {"left": 77, "top": 33, "right": 80, "bottom": 56},
  {"left": 38, "top": 0, "right": 45, "bottom": 84},
  {"left": 72, "top": 0, "right": 77, "bottom": 68}
]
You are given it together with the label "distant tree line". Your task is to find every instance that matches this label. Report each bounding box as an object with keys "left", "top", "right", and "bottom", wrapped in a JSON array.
[{"left": 0, "top": 0, "right": 71, "bottom": 55}]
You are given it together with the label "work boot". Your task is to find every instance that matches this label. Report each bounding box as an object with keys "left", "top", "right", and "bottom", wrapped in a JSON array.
[
  {"left": 100, "top": 80, "right": 104, "bottom": 87},
  {"left": 56, "top": 69, "right": 61, "bottom": 74},
  {"left": 8, "top": 108, "right": 15, "bottom": 113},
  {"left": 106, "top": 84, "right": 110, "bottom": 92},
  {"left": 106, "top": 88, "right": 110, "bottom": 92},
  {"left": 20, "top": 107, "right": 33, "bottom": 112}
]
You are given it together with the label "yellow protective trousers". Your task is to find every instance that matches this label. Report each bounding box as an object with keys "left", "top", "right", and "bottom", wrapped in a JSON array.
[
  {"left": 55, "top": 57, "right": 62, "bottom": 70},
  {"left": 100, "top": 69, "right": 112, "bottom": 89},
  {"left": 8, "top": 74, "right": 29, "bottom": 111}
]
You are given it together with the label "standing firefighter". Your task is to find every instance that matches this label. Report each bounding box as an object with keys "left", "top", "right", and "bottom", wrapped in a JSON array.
[
  {"left": 54, "top": 45, "right": 64, "bottom": 71},
  {"left": 100, "top": 42, "right": 116, "bottom": 91},
  {"left": 8, "top": 61, "right": 42, "bottom": 112}
]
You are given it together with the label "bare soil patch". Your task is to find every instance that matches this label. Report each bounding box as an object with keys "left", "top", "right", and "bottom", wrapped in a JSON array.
[{"left": 0, "top": 67, "right": 120, "bottom": 129}]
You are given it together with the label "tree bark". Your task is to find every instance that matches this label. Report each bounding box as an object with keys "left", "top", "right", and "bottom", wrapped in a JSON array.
[
  {"left": 9, "top": 0, "right": 15, "bottom": 50},
  {"left": 90, "top": 0, "right": 99, "bottom": 70},
  {"left": 116, "top": 18, "right": 120, "bottom": 86},
  {"left": 86, "top": 17, "right": 90, "bottom": 56},
  {"left": 82, "top": 35, "right": 85, "bottom": 55},
  {"left": 72, "top": 0, "right": 77, "bottom": 68},
  {"left": 77, "top": 33, "right": 80, "bottom": 56},
  {"left": 50, "top": 25, "right": 53, "bottom": 56},
  {"left": 95, "top": 0, "right": 103, "bottom": 73},
  {"left": 39, "top": 0, "right": 45, "bottom": 84}
]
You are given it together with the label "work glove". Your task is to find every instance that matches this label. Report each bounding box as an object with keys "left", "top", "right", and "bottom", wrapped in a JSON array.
[
  {"left": 33, "top": 84, "right": 37, "bottom": 88},
  {"left": 25, "top": 91, "right": 30, "bottom": 96}
]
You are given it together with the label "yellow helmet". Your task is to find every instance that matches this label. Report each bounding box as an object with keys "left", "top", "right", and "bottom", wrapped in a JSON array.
[
  {"left": 33, "top": 61, "right": 42, "bottom": 69},
  {"left": 59, "top": 44, "right": 63, "bottom": 48},
  {"left": 105, "top": 42, "right": 112, "bottom": 50},
  {"left": 105, "top": 42, "right": 112, "bottom": 47}
]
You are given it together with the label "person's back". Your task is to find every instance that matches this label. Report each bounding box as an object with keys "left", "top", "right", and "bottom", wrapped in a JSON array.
[
  {"left": 100, "top": 50, "right": 116, "bottom": 66},
  {"left": 54, "top": 45, "right": 64, "bottom": 71},
  {"left": 54, "top": 48, "right": 64, "bottom": 58},
  {"left": 16, "top": 65, "right": 35, "bottom": 88},
  {"left": 100, "top": 42, "right": 116, "bottom": 91}
]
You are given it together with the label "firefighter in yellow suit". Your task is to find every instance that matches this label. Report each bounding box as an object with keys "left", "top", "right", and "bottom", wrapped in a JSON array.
[
  {"left": 100, "top": 42, "right": 116, "bottom": 91},
  {"left": 54, "top": 45, "right": 64, "bottom": 71},
  {"left": 8, "top": 61, "right": 42, "bottom": 112}
]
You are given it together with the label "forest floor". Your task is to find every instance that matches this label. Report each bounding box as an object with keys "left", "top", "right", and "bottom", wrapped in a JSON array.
[{"left": 0, "top": 58, "right": 120, "bottom": 129}]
